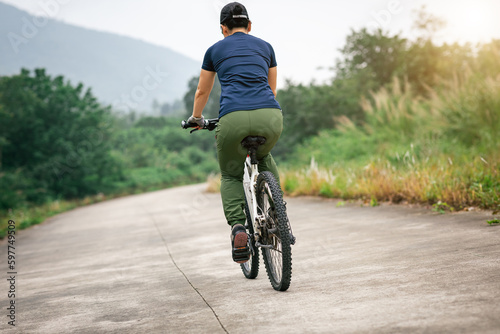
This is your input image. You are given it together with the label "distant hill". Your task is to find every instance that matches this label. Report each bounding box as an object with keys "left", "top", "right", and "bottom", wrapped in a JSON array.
[{"left": 0, "top": 2, "right": 200, "bottom": 111}]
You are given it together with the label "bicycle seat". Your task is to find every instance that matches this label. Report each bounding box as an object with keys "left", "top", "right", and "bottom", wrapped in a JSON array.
[
  {"left": 241, "top": 136, "right": 266, "bottom": 164},
  {"left": 241, "top": 136, "right": 266, "bottom": 150}
]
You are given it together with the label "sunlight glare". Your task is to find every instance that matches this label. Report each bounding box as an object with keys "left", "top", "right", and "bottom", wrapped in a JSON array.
[{"left": 443, "top": 1, "right": 499, "bottom": 44}]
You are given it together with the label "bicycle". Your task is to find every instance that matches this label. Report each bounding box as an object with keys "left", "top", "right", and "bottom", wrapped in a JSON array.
[{"left": 182, "top": 118, "right": 295, "bottom": 291}]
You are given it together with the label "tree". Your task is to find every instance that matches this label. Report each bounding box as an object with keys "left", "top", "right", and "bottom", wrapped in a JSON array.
[
  {"left": 411, "top": 5, "right": 446, "bottom": 43},
  {"left": 475, "top": 39, "right": 500, "bottom": 78},
  {"left": 0, "top": 103, "right": 9, "bottom": 168},
  {"left": 335, "top": 28, "right": 407, "bottom": 93},
  {"left": 0, "top": 68, "right": 122, "bottom": 206}
]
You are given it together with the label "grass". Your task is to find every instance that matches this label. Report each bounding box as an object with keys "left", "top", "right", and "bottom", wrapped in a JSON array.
[
  {"left": 432, "top": 201, "right": 454, "bottom": 214},
  {"left": 281, "top": 72, "right": 500, "bottom": 211},
  {"left": 206, "top": 173, "right": 221, "bottom": 193},
  {"left": 280, "top": 152, "right": 499, "bottom": 210}
]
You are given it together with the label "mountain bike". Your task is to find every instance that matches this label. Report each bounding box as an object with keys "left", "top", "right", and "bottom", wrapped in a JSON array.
[{"left": 182, "top": 118, "right": 295, "bottom": 291}]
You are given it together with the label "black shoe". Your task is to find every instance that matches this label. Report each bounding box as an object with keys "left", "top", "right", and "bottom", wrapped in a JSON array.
[{"left": 231, "top": 224, "right": 250, "bottom": 263}]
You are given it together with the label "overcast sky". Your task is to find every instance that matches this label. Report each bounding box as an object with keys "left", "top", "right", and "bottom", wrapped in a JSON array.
[{"left": 3, "top": 0, "right": 500, "bottom": 86}]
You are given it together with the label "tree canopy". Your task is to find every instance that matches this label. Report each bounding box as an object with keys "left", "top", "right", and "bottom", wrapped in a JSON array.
[{"left": 0, "top": 69, "right": 120, "bottom": 208}]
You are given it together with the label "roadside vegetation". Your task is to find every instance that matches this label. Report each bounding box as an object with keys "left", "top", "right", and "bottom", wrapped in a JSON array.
[
  {"left": 0, "top": 71, "right": 218, "bottom": 238},
  {"left": 1, "top": 8, "right": 498, "bottom": 238},
  {"left": 281, "top": 72, "right": 500, "bottom": 210}
]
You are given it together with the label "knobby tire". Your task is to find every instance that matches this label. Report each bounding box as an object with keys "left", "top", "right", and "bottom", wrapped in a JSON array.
[{"left": 257, "top": 171, "right": 292, "bottom": 291}]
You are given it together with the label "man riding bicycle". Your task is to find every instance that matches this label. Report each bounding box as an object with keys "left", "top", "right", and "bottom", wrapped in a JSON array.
[{"left": 188, "top": 2, "right": 283, "bottom": 264}]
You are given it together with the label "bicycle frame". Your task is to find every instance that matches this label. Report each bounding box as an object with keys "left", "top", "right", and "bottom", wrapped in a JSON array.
[
  {"left": 243, "top": 154, "right": 258, "bottom": 228},
  {"left": 242, "top": 154, "right": 267, "bottom": 245}
]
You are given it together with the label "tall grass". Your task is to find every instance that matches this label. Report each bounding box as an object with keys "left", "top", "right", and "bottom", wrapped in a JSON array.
[
  {"left": 282, "top": 155, "right": 499, "bottom": 209},
  {"left": 282, "top": 72, "right": 500, "bottom": 210}
]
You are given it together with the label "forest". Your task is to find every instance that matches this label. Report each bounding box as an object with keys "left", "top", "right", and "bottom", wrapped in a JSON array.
[{"left": 1, "top": 10, "right": 499, "bottom": 237}]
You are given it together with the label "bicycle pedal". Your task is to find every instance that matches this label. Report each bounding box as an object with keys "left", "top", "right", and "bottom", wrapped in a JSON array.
[
  {"left": 233, "top": 246, "right": 250, "bottom": 254},
  {"left": 232, "top": 247, "right": 250, "bottom": 263}
]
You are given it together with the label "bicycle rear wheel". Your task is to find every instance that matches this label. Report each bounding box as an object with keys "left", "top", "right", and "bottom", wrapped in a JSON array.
[
  {"left": 256, "top": 171, "right": 292, "bottom": 291},
  {"left": 240, "top": 201, "right": 259, "bottom": 279}
]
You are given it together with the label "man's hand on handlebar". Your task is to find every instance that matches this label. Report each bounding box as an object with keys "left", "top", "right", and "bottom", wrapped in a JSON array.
[
  {"left": 181, "top": 117, "right": 219, "bottom": 133},
  {"left": 187, "top": 115, "right": 205, "bottom": 127}
]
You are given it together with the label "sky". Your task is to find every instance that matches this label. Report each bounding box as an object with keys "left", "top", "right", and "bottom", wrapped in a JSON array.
[{"left": 2, "top": 0, "right": 500, "bottom": 86}]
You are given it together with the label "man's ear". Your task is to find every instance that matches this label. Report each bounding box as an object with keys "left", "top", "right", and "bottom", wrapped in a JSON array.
[
  {"left": 221, "top": 24, "right": 229, "bottom": 37},
  {"left": 247, "top": 21, "right": 252, "bottom": 33}
]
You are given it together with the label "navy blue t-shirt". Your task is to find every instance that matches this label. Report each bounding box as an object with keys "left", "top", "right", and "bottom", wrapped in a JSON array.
[{"left": 202, "top": 32, "right": 281, "bottom": 118}]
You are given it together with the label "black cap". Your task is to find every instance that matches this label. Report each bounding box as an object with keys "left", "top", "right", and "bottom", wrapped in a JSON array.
[{"left": 220, "top": 2, "right": 249, "bottom": 24}]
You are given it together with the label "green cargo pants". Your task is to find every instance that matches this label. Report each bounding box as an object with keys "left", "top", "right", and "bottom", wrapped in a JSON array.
[{"left": 215, "top": 108, "right": 283, "bottom": 227}]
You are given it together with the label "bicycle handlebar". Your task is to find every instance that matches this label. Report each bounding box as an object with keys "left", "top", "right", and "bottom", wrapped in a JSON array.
[{"left": 181, "top": 118, "right": 219, "bottom": 133}]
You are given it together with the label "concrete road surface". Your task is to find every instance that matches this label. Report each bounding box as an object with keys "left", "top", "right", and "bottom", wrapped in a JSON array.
[{"left": 1, "top": 184, "right": 499, "bottom": 333}]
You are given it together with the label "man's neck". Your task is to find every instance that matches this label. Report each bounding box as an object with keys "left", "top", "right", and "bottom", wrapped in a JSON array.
[{"left": 229, "top": 28, "right": 248, "bottom": 35}]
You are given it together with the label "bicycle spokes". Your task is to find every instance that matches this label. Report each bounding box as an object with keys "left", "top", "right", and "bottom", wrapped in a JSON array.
[{"left": 256, "top": 172, "right": 292, "bottom": 291}]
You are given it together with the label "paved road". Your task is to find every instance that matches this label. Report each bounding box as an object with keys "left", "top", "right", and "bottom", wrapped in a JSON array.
[{"left": 1, "top": 184, "right": 499, "bottom": 333}]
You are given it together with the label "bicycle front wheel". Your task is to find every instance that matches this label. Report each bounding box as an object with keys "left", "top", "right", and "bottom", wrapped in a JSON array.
[{"left": 256, "top": 171, "right": 292, "bottom": 291}]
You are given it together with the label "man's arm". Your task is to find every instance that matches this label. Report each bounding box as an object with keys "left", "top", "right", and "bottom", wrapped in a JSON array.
[
  {"left": 268, "top": 66, "right": 278, "bottom": 97},
  {"left": 192, "top": 69, "right": 216, "bottom": 118}
]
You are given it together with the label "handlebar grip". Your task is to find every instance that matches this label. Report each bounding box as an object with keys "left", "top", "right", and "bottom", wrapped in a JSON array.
[
  {"left": 181, "top": 120, "right": 198, "bottom": 129},
  {"left": 206, "top": 121, "right": 217, "bottom": 131},
  {"left": 181, "top": 118, "right": 218, "bottom": 132}
]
